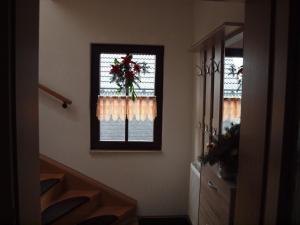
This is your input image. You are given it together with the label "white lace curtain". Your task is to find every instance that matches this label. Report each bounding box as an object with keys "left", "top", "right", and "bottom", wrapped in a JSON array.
[
  {"left": 223, "top": 98, "right": 241, "bottom": 122},
  {"left": 97, "top": 96, "right": 157, "bottom": 121}
]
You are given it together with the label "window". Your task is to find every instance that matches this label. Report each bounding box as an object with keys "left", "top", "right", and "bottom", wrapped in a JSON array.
[{"left": 91, "top": 44, "right": 164, "bottom": 150}]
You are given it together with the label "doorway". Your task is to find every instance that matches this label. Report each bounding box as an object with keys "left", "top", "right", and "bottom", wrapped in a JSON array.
[{"left": 4, "top": 0, "right": 299, "bottom": 224}]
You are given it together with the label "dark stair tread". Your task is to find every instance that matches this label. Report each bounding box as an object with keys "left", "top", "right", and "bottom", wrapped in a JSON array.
[
  {"left": 42, "top": 196, "right": 90, "bottom": 225},
  {"left": 40, "top": 179, "right": 60, "bottom": 195},
  {"left": 77, "top": 215, "right": 118, "bottom": 225},
  {"left": 85, "top": 206, "right": 135, "bottom": 219},
  {"left": 40, "top": 173, "right": 64, "bottom": 181}
]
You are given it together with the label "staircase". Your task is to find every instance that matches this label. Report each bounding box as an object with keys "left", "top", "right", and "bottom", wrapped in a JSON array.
[{"left": 40, "top": 154, "right": 137, "bottom": 225}]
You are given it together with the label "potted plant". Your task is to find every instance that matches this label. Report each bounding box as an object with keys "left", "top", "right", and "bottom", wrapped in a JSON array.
[{"left": 199, "top": 124, "right": 240, "bottom": 181}]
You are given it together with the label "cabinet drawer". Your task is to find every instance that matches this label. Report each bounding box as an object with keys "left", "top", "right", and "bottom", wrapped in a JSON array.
[
  {"left": 199, "top": 180, "right": 230, "bottom": 225},
  {"left": 199, "top": 203, "right": 216, "bottom": 225},
  {"left": 199, "top": 166, "right": 236, "bottom": 225},
  {"left": 201, "top": 165, "right": 234, "bottom": 203}
]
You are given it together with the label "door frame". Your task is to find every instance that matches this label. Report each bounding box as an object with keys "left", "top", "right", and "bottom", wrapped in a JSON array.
[
  {"left": 3, "top": 0, "right": 298, "bottom": 224},
  {"left": 2, "top": 0, "right": 41, "bottom": 224},
  {"left": 234, "top": 0, "right": 298, "bottom": 224}
]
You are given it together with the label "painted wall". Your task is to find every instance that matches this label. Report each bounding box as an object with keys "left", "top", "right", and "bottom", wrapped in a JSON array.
[
  {"left": 191, "top": 1, "right": 245, "bottom": 160},
  {"left": 39, "top": 0, "right": 193, "bottom": 216}
]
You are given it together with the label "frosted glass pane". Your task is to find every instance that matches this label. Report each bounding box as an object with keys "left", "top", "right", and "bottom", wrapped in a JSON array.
[
  {"left": 128, "top": 119, "right": 154, "bottom": 142},
  {"left": 100, "top": 120, "right": 125, "bottom": 141}
]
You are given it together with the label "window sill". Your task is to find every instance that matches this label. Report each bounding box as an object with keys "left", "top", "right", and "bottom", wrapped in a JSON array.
[
  {"left": 90, "top": 141, "right": 162, "bottom": 151},
  {"left": 89, "top": 149, "right": 162, "bottom": 153}
]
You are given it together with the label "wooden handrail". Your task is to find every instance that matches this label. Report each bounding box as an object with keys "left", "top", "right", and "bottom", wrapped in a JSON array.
[{"left": 39, "top": 83, "right": 72, "bottom": 108}]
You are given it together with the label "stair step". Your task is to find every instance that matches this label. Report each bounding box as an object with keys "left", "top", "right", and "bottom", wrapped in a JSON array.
[
  {"left": 42, "top": 190, "right": 101, "bottom": 225},
  {"left": 87, "top": 206, "right": 135, "bottom": 219},
  {"left": 40, "top": 173, "right": 65, "bottom": 181},
  {"left": 77, "top": 215, "right": 118, "bottom": 225},
  {"left": 40, "top": 155, "right": 137, "bottom": 225},
  {"left": 42, "top": 196, "right": 89, "bottom": 225},
  {"left": 40, "top": 173, "right": 66, "bottom": 211},
  {"left": 77, "top": 206, "right": 135, "bottom": 225},
  {"left": 40, "top": 179, "right": 60, "bottom": 195}
]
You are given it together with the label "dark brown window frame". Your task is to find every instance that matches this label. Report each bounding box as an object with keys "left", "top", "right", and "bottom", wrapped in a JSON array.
[{"left": 90, "top": 44, "right": 164, "bottom": 151}]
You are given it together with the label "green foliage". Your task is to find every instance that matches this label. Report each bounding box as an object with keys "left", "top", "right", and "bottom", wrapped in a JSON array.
[{"left": 199, "top": 124, "right": 240, "bottom": 171}]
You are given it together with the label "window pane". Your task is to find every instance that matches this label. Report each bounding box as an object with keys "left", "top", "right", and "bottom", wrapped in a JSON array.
[
  {"left": 223, "top": 57, "right": 243, "bottom": 133},
  {"left": 129, "top": 54, "right": 156, "bottom": 142},
  {"left": 100, "top": 53, "right": 126, "bottom": 95},
  {"left": 99, "top": 53, "right": 156, "bottom": 96},
  {"left": 99, "top": 53, "right": 126, "bottom": 141},
  {"left": 128, "top": 119, "right": 154, "bottom": 142},
  {"left": 224, "top": 57, "right": 243, "bottom": 98},
  {"left": 132, "top": 54, "right": 156, "bottom": 96},
  {"left": 100, "top": 120, "right": 125, "bottom": 141}
]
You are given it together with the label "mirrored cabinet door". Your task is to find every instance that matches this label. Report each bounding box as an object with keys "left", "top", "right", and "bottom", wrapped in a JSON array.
[{"left": 222, "top": 32, "right": 244, "bottom": 133}]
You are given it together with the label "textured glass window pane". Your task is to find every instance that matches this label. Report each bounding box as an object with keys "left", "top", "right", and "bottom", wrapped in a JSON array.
[
  {"left": 100, "top": 53, "right": 126, "bottom": 94},
  {"left": 99, "top": 53, "right": 156, "bottom": 96},
  {"left": 224, "top": 57, "right": 243, "bottom": 98},
  {"left": 100, "top": 120, "right": 125, "bottom": 141},
  {"left": 128, "top": 119, "right": 154, "bottom": 142},
  {"left": 132, "top": 54, "right": 156, "bottom": 95}
]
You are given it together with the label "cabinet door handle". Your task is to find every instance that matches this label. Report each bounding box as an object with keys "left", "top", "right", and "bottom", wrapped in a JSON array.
[{"left": 207, "top": 180, "right": 218, "bottom": 192}]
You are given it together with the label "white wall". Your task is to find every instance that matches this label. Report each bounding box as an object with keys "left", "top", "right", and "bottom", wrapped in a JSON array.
[
  {"left": 191, "top": 1, "right": 245, "bottom": 160},
  {"left": 39, "top": 0, "right": 193, "bottom": 216},
  {"left": 193, "top": 1, "right": 245, "bottom": 42}
]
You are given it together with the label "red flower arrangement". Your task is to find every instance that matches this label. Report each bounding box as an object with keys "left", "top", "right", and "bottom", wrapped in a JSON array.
[{"left": 109, "top": 54, "right": 147, "bottom": 100}]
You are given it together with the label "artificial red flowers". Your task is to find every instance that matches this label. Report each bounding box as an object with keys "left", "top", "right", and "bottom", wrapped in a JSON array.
[
  {"left": 134, "top": 64, "right": 141, "bottom": 73},
  {"left": 109, "top": 54, "right": 147, "bottom": 100},
  {"left": 110, "top": 65, "right": 120, "bottom": 74},
  {"left": 121, "top": 55, "right": 132, "bottom": 65},
  {"left": 125, "top": 71, "right": 135, "bottom": 80}
]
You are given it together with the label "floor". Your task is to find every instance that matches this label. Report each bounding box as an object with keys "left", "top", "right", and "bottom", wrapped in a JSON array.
[{"left": 138, "top": 217, "right": 191, "bottom": 225}]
